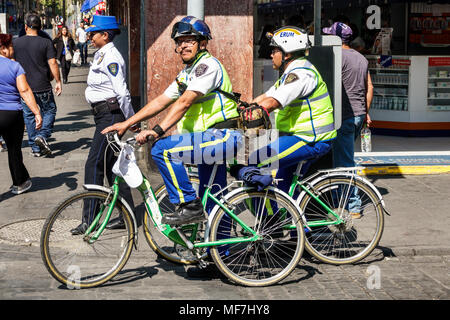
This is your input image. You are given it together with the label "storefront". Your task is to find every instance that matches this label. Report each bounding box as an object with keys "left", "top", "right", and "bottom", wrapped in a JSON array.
[{"left": 254, "top": 0, "right": 450, "bottom": 136}]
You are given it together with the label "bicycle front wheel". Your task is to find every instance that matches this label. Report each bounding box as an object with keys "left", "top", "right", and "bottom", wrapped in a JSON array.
[
  {"left": 299, "top": 177, "right": 384, "bottom": 264},
  {"left": 210, "top": 189, "right": 304, "bottom": 287},
  {"left": 40, "top": 191, "right": 135, "bottom": 289}
]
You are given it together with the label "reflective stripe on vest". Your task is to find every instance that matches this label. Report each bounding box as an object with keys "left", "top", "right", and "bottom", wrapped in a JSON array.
[
  {"left": 274, "top": 58, "right": 336, "bottom": 142},
  {"left": 176, "top": 52, "right": 239, "bottom": 133}
]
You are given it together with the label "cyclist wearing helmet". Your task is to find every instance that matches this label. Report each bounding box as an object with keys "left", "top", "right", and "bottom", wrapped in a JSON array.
[
  {"left": 251, "top": 26, "right": 336, "bottom": 193},
  {"left": 102, "top": 16, "right": 241, "bottom": 226}
]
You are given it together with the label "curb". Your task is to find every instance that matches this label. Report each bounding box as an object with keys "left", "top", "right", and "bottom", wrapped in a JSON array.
[
  {"left": 380, "top": 246, "right": 450, "bottom": 257},
  {"left": 355, "top": 152, "right": 450, "bottom": 175},
  {"left": 358, "top": 165, "right": 450, "bottom": 175}
]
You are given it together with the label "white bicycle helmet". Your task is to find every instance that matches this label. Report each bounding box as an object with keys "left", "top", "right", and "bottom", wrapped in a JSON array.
[{"left": 267, "top": 26, "right": 310, "bottom": 53}]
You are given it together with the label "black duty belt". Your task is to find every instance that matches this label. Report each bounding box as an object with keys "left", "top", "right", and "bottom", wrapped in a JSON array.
[
  {"left": 211, "top": 117, "right": 240, "bottom": 130},
  {"left": 91, "top": 97, "right": 120, "bottom": 116}
]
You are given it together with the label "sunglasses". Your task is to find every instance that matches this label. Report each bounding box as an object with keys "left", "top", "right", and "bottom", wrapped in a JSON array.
[
  {"left": 88, "top": 31, "right": 105, "bottom": 40},
  {"left": 171, "top": 22, "right": 200, "bottom": 39}
]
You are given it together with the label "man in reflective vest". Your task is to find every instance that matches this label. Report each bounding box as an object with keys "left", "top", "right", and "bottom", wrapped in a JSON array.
[
  {"left": 251, "top": 26, "right": 337, "bottom": 193},
  {"left": 102, "top": 16, "right": 241, "bottom": 226}
]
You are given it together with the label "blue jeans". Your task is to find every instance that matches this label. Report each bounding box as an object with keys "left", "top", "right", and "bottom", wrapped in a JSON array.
[
  {"left": 332, "top": 115, "right": 365, "bottom": 168},
  {"left": 332, "top": 114, "right": 365, "bottom": 212},
  {"left": 22, "top": 90, "right": 57, "bottom": 153},
  {"left": 77, "top": 42, "right": 88, "bottom": 63}
]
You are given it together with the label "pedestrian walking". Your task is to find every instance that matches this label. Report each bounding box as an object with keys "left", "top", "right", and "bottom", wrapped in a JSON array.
[
  {"left": 0, "top": 33, "right": 43, "bottom": 194},
  {"left": 322, "top": 21, "right": 374, "bottom": 217},
  {"left": 76, "top": 21, "right": 88, "bottom": 65},
  {"left": 18, "top": 11, "right": 52, "bottom": 41},
  {"left": 53, "top": 25, "right": 77, "bottom": 84},
  {"left": 13, "top": 12, "right": 62, "bottom": 158},
  {"left": 70, "top": 15, "right": 135, "bottom": 235}
]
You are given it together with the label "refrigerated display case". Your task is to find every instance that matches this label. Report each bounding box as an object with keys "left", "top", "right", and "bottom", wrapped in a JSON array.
[{"left": 367, "top": 55, "right": 450, "bottom": 136}]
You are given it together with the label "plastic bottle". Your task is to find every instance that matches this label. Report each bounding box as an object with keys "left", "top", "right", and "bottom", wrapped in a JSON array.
[{"left": 360, "top": 125, "right": 372, "bottom": 152}]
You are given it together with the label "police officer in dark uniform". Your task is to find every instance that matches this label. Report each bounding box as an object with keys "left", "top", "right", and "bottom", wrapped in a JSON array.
[{"left": 71, "top": 16, "right": 135, "bottom": 235}]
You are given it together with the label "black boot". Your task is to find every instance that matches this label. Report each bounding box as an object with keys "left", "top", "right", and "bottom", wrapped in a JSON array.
[
  {"left": 161, "top": 198, "right": 206, "bottom": 226},
  {"left": 70, "top": 222, "right": 88, "bottom": 235},
  {"left": 105, "top": 217, "right": 125, "bottom": 229}
]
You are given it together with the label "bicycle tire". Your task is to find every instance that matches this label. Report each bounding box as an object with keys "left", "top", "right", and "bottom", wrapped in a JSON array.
[
  {"left": 40, "top": 190, "right": 135, "bottom": 289},
  {"left": 209, "top": 189, "right": 304, "bottom": 287},
  {"left": 143, "top": 180, "right": 204, "bottom": 265},
  {"left": 299, "top": 177, "right": 384, "bottom": 264}
]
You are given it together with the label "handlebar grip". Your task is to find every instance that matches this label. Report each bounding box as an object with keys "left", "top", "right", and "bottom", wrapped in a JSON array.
[{"left": 146, "top": 135, "right": 155, "bottom": 143}]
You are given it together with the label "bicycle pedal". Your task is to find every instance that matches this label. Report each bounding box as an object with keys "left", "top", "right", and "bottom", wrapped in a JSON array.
[{"left": 197, "top": 259, "right": 208, "bottom": 269}]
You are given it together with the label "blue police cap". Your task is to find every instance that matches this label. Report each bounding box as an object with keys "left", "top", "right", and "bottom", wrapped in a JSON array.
[{"left": 86, "top": 15, "right": 120, "bottom": 33}]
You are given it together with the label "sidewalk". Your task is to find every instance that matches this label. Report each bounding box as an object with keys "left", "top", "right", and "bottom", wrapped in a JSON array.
[{"left": 0, "top": 65, "right": 449, "bottom": 260}]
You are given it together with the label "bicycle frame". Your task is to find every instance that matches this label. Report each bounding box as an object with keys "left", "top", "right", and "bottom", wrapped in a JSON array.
[
  {"left": 83, "top": 168, "right": 263, "bottom": 251},
  {"left": 285, "top": 162, "right": 389, "bottom": 231}
]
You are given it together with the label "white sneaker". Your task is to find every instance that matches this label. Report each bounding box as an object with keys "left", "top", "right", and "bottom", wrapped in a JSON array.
[
  {"left": 11, "top": 179, "right": 32, "bottom": 195},
  {"left": 0, "top": 140, "right": 7, "bottom": 152}
]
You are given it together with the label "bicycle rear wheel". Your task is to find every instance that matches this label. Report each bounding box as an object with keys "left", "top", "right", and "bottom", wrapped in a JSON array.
[
  {"left": 299, "top": 177, "right": 384, "bottom": 264},
  {"left": 40, "top": 190, "right": 135, "bottom": 289},
  {"left": 143, "top": 181, "right": 204, "bottom": 264},
  {"left": 209, "top": 189, "right": 304, "bottom": 287}
]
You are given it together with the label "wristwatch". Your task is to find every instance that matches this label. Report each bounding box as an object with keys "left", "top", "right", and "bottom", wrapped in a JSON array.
[{"left": 152, "top": 124, "right": 165, "bottom": 137}]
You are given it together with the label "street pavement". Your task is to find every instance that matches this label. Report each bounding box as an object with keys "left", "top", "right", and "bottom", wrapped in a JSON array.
[{"left": 0, "top": 64, "right": 449, "bottom": 301}]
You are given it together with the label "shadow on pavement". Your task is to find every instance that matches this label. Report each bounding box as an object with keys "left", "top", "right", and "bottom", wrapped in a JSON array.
[
  {"left": 48, "top": 138, "right": 92, "bottom": 156},
  {"left": 0, "top": 171, "right": 78, "bottom": 203},
  {"left": 54, "top": 109, "right": 92, "bottom": 123},
  {"left": 55, "top": 265, "right": 160, "bottom": 290}
]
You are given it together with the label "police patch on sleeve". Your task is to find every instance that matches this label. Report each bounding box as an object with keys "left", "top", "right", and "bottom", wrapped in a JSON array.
[
  {"left": 284, "top": 73, "right": 299, "bottom": 84},
  {"left": 107, "top": 63, "right": 119, "bottom": 76},
  {"left": 194, "top": 63, "right": 209, "bottom": 77}
]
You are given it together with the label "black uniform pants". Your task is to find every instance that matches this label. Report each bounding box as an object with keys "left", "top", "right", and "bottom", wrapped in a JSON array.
[
  {"left": 82, "top": 109, "right": 134, "bottom": 223},
  {"left": 0, "top": 110, "right": 30, "bottom": 186}
]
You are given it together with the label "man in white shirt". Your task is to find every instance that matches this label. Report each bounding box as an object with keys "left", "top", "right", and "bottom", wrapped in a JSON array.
[{"left": 76, "top": 21, "right": 88, "bottom": 64}]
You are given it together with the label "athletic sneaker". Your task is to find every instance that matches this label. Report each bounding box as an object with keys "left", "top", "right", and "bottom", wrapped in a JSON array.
[
  {"left": 11, "top": 179, "right": 32, "bottom": 195},
  {"left": 34, "top": 136, "right": 52, "bottom": 156}
]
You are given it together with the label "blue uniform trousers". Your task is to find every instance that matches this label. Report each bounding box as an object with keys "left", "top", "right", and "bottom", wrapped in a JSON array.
[
  {"left": 251, "top": 134, "right": 334, "bottom": 194},
  {"left": 151, "top": 129, "right": 242, "bottom": 214}
]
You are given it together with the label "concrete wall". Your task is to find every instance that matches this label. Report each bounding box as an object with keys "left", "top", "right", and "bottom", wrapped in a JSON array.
[{"left": 144, "top": 0, "right": 253, "bottom": 130}]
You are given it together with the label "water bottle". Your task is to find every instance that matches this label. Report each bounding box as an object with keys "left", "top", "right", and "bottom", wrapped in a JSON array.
[{"left": 360, "top": 125, "right": 372, "bottom": 152}]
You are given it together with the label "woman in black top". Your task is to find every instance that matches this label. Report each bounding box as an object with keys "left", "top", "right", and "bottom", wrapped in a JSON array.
[{"left": 53, "top": 26, "right": 76, "bottom": 84}]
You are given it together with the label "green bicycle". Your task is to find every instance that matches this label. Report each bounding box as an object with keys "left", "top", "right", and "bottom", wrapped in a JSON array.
[
  {"left": 40, "top": 133, "right": 305, "bottom": 288},
  {"left": 151, "top": 159, "right": 388, "bottom": 265}
]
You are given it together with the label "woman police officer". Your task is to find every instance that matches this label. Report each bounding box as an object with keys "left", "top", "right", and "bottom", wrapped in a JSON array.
[{"left": 71, "top": 16, "right": 135, "bottom": 234}]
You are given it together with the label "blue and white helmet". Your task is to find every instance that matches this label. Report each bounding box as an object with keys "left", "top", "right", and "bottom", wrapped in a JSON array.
[
  {"left": 267, "top": 26, "right": 310, "bottom": 53},
  {"left": 171, "top": 16, "right": 212, "bottom": 41}
]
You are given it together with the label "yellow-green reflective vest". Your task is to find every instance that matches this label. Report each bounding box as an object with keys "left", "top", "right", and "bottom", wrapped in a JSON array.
[
  {"left": 177, "top": 52, "right": 239, "bottom": 133},
  {"left": 273, "top": 58, "right": 337, "bottom": 142}
]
